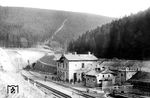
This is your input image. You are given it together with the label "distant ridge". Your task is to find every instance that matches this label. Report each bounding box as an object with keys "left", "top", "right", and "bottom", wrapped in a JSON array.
[{"left": 0, "top": 6, "right": 113, "bottom": 47}]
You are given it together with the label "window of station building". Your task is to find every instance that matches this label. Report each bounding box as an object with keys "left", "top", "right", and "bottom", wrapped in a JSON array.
[
  {"left": 82, "top": 63, "right": 84, "bottom": 68},
  {"left": 108, "top": 74, "right": 110, "bottom": 77},
  {"left": 63, "top": 63, "right": 64, "bottom": 68},
  {"left": 66, "top": 63, "right": 68, "bottom": 69},
  {"left": 60, "top": 63, "right": 62, "bottom": 68},
  {"left": 59, "top": 71, "right": 61, "bottom": 75},
  {"left": 93, "top": 79, "right": 95, "bottom": 82},
  {"left": 121, "top": 73, "right": 123, "bottom": 76},
  {"left": 58, "top": 63, "right": 60, "bottom": 67},
  {"left": 99, "top": 80, "right": 102, "bottom": 83},
  {"left": 103, "top": 75, "right": 104, "bottom": 78},
  {"left": 63, "top": 72, "right": 65, "bottom": 77}
]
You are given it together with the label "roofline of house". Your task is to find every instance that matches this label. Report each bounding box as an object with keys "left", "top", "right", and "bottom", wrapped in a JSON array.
[
  {"left": 57, "top": 60, "right": 98, "bottom": 62},
  {"left": 128, "top": 80, "right": 150, "bottom": 83},
  {"left": 86, "top": 74, "right": 97, "bottom": 77},
  {"left": 37, "top": 61, "right": 56, "bottom": 67},
  {"left": 67, "top": 60, "right": 98, "bottom": 61}
]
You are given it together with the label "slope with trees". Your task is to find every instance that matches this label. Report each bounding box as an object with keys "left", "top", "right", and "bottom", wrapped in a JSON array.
[
  {"left": 68, "top": 8, "right": 150, "bottom": 60},
  {"left": 0, "top": 6, "right": 113, "bottom": 48}
]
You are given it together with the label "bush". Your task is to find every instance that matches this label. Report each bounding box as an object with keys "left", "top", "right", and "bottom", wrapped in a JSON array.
[
  {"left": 32, "top": 63, "right": 36, "bottom": 69},
  {"left": 23, "top": 65, "right": 31, "bottom": 70}
]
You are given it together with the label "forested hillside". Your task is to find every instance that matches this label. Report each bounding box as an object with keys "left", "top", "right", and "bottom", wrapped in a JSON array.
[
  {"left": 0, "top": 6, "right": 112, "bottom": 48},
  {"left": 68, "top": 8, "right": 150, "bottom": 60}
]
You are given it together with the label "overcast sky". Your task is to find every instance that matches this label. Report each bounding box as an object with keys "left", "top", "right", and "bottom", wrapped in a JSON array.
[{"left": 0, "top": 0, "right": 150, "bottom": 18}]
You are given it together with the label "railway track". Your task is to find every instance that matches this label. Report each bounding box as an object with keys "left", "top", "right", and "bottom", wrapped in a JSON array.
[
  {"left": 36, "top": 82, "right": 72, "bottom": 98},
  {"left": 21, "top": 72, "right": 96, "bottom": 98},
  {"left": 22, "top": 74, "right": 71, "bottom": 98}
]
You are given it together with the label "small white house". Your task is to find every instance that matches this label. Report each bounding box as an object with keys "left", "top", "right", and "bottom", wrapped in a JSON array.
[{"left": 57, "top": 52, "right": 98, "bottom": 81}]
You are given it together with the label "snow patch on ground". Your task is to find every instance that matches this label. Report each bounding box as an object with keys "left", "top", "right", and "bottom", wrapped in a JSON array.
[
  {"left": 0, "top": 47, "right": 46, "bottom": 72},
  {"left": 0, "top": 48, "right": 15, "bottom": 72},
  {"left": 0, "top": 47, "right": 52, "bottom": 98},
  {"left": 16, "top": 50, "right": 46, "bottom": 65},
  {"left": 0, "top": 71, "right": 49, "bottom": 98}
]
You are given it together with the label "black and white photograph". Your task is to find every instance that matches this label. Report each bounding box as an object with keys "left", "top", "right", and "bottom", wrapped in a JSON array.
[{"left": 0, "top": 0, "right": 150, "bottom": 98}]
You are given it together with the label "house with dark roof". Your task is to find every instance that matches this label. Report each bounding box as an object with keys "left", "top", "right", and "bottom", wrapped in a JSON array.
[
  {"left": 85, "top": 68, "right": 115, "bottom": 88},
  {"left": 56, "top": 52, "right": 98, "bottom": 81}
]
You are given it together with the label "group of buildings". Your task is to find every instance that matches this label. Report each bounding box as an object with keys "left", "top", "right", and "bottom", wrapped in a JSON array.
[
  {"left": 32, "top": 51, "right": 150, "bottom": 96},
  {"left": 56, "top": 52, "right": 141, "bottom": 89}
]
